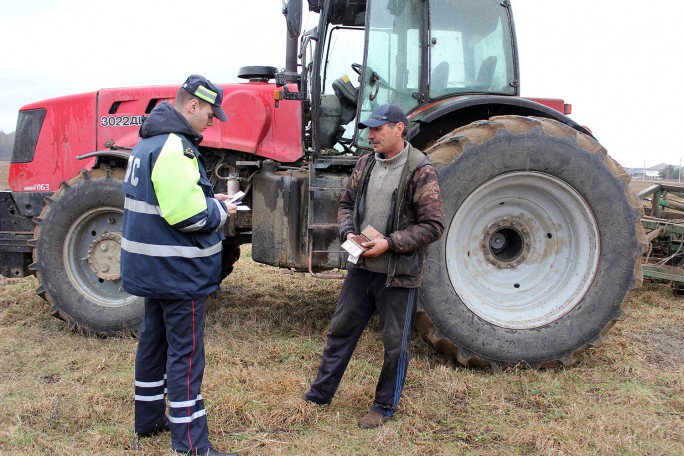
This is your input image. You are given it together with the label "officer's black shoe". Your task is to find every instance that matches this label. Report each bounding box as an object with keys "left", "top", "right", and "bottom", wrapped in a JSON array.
[
  {"left": 136, "top": 415, "right": 171, "bottom": 438},
  {"left": 175, "top": 444, "right": 239, "bottom": 456},
  {"left": 206, "top": 446, "right": 238, "bottom": 456}
]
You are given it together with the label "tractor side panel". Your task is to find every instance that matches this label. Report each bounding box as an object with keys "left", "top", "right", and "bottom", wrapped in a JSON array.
[{"left": 251, "top": 163, "right": 347, "bottom": 271}]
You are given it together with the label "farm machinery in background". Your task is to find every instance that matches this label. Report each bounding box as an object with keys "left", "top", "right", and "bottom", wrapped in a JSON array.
[
  {"left": 638, "top": 182, "right": 684, "bottom": 294},
  {"left": 0, "top": 0, "right": 646, "bottom": 369}
]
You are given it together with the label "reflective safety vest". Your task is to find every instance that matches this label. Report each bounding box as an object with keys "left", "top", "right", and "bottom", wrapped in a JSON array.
[{"left": 121, "top": 132, "right": 227, "bottom": 299}]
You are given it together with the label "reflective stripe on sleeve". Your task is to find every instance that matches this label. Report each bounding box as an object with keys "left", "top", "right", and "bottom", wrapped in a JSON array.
[
  {"left": 215, "top": 198, "right": 228, "bottom": 227},
  {"left": 176, "top": 198, "right": 226, "bottom": 232},
  {"left": 178, "top": 218, "right": 208, "bottom": 232}
]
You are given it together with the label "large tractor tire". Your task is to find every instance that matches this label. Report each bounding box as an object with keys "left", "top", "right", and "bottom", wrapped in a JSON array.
[
  {"left": 417, "top": 116, "right": 646, "bottom": 369},
  {"left": 30, "top": 166, "right": 240, "bottom": 335},
  {"left": 30, "top": 167, "right": 143, "bottom": 335}
]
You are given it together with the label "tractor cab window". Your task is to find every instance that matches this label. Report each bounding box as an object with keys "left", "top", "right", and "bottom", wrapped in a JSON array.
[
  {"left": 352, "top": 0, "right": 517, "bottom": 149},
  {"left": 428, "top": 0, "right": 515, "bottom": 98},
  {"left": 356, "top": 0, "right": 423, "bottom": 148},
  {"left": 321, "top": 25, "right": 365, "bottom": 148}
]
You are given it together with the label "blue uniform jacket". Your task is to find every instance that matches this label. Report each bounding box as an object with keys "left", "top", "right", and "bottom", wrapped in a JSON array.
[{"left": 121, "top": 101, "right": 227, "bottom": 299}]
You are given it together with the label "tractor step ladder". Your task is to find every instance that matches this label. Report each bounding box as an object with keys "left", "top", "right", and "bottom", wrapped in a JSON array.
[{"left": 307, "top": 155, "right": 358, "bottom": 278}]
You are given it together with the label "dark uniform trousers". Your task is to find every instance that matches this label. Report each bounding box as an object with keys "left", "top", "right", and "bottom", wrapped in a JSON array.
[
  {"left": 306, "top": 268, "right": 417, "bottom": 416},
  {"left": 134, "top": 297, "right": 210, "bottom": 453}
]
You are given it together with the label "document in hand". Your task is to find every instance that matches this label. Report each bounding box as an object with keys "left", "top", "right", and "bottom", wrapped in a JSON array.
[
  {"left": 341, "top": 225, "right": 383, "bottom": 261},
  {"left": 226, "top": 190, "right": 250, "bottom": 211},
  {"left": 228, "top": 191, "right": 246, "bottom": 205}
]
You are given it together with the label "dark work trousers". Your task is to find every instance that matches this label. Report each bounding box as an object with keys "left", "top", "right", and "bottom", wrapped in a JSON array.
[
  {"left": 306, "top": 268, "right": 417, "bottom": 416},
  {"left": 134, "top": 297, "right": 210, "bottom": 454}
]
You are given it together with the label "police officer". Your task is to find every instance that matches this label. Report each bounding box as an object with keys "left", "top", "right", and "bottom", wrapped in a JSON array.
[{"left": 122, "top": 75, "right": 238, "bottom": 456}]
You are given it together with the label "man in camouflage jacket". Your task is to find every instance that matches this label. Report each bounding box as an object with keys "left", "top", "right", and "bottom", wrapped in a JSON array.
[{"left": 304, "top": 104, "right": 444, "bottom": 428}]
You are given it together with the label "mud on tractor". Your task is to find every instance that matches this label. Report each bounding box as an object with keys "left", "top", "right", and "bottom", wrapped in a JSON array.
[{"left": 0, "top": 0, "right": 645, "bottom": 369}]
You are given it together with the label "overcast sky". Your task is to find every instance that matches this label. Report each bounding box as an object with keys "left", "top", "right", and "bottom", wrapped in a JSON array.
[{"left": 0, "top": 1, "right": 681, "bottom": 168}]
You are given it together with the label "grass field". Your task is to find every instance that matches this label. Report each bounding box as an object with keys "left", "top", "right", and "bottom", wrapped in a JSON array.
[
  {"left": 1, "top": 244, "right": 683, "bottom": 455},
  {"left": 0, "top": 164, "right": 683, "bottom": 454}
]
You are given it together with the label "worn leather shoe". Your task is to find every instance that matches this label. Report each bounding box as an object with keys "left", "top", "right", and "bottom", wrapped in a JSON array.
[
  {"left": 302, "top": 391, "right": 329, "bottom": 405},
  {"left": 357, "top": 410, "right": 391, "bottom": 429}
]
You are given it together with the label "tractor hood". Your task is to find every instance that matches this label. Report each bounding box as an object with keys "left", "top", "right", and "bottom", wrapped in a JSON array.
[
  {"left": 10, "top": 81, "right": 303, "bottom": 192},
  {"left": 95, "top": 82, "right": 303, "bottom": 162}
]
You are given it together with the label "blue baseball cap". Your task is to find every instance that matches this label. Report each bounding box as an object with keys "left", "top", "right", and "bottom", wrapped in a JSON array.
[
  {"left": 182, "top": 74, "right": 228, "bottom": 122},
  {"left": 358, "top": 104, "right": 408, "bottom": 129}
]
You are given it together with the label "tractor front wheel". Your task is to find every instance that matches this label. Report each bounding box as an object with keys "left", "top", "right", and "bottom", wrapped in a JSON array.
[{"left": 31, "top": 167, "right": 143, "bottom": 335}]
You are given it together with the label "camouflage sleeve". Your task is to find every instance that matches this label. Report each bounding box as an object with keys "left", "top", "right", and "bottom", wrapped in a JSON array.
[
  {"left": 337, "top": 156, "right": 367, "bottom": 239},
  {"left": 387, "top": 163, "right": 445, "bottom": 253}
]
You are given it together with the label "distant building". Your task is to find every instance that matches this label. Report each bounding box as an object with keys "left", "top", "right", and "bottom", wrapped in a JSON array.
[
  {"left": 625, "top": 167, "right": 646, "bottom": 179},
  {"left": 647, "top": 163, "right": 669, "bottom": 179},
  {"left": 624, "top": 163, "right": 671, "bottom": 180}
]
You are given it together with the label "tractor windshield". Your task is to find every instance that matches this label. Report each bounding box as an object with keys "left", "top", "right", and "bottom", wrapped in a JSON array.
[
  {"left": 358, "top": 0, "right": 423, "bottom": 119},
  {"left": 356, "top": 0, "right": 516, "bottom": 143},
  {"left": 427, "top": 0, "right": 515, "bottom": 98}
]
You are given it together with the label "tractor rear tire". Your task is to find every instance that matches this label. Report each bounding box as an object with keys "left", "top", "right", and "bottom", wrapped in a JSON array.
[
  {"left": 31, "top": 167, "right": 143, "bottom": 335},
  {"left": 417, "top": 116, "right": 646, "bottom": 368}
]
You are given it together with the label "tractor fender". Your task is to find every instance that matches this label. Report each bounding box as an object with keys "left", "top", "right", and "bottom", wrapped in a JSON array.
[
  {"left": 408, "top": 95, "right": 594, "bottom": 147},
  {"left": 76, "top": 150, "right": 131, "bottom": 161},
  {"left": 76, "top": 150, "right": 131, "bottom": 170}
]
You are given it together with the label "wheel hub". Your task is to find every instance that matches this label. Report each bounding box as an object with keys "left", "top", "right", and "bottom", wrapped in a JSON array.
[
  {"left": 483, "top": 217, "right": 531, "bottom": 268},
  {"left": 87, "top": 232, "right": 122, "bottom": 281}
]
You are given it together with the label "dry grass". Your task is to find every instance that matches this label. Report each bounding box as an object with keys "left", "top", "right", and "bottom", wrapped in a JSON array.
[
  {"left": 1, "top": 246, "right": 683, "bottom": 455},
  {"left": 0, "top": 164, "right": 682, "bottom": 454}
]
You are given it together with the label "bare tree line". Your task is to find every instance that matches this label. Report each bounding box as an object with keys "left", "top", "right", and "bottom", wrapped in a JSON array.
[{"left": 0, "top": 132, "right": 14, "bottom": 160}]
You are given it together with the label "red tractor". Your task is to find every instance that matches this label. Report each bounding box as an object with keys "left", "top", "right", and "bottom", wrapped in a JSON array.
[{"left": 0, "top": 0, "right": 644, "bottom": 368}]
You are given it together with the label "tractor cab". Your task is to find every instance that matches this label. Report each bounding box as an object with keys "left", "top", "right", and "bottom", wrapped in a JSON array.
[{"left": 287, "top": 0, "right": 518, "bottom": 152}]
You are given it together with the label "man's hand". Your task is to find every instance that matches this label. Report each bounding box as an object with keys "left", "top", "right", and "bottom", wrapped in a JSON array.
[
  {"left": 215, "top": 194, "right": 238, "bottom": 216},
  {"left": 361, "top": 237, "right": 389, "bottom": 257},
  {"left": 225, "top": 204, "right": 238, "bottom": 216},
  {"left": 346, "top": 232, "right": 390, "bottom": 257}
]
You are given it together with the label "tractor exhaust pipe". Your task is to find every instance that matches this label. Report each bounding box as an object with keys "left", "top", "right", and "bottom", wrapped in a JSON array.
[
  {"left": 282, "top": 0, "right": 301, "bottom": 83},
  {"left": 284, "top": 34, "right": 299, "bottom": 82}
]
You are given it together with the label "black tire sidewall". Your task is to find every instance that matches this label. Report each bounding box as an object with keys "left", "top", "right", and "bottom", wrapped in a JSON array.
[
  {"left": 35, "top": 174, "right": 143, "bottom": 334},
  {"left": 420, "top": 120, "right": 641, "bottom": 365}
]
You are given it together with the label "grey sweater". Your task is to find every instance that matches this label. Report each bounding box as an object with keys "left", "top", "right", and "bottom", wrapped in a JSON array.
[{"left": 361, "top": 143, "right": 409, "bottom": 272}]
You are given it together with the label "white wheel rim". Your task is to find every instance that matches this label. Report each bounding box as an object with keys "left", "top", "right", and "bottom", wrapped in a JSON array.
[
  {"left": 63, "top": 206, "right": 138, "bottom": 308},
  {"left": 446, "top": 171, "right": 599, "bottom": 329}
]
